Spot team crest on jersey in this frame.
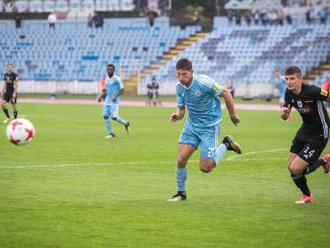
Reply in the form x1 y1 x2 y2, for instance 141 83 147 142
297 100 303 108
321 89 328 97
194 90 201 97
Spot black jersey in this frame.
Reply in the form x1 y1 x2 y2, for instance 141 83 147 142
284 84 330 139
4 72 18 94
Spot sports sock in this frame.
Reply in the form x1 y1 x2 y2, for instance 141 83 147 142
303 159 325 175
115 116 128 126
291 174 311 196
13 111 18 119
214 143 227 165
2 107 10 118
104 119 113 134
176 167 187 193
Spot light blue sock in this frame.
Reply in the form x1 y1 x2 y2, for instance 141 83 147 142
214 143 227 165
104 119 113 134
115 116 128 126
176 167 187 192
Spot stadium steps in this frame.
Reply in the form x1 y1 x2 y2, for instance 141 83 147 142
124 32 208 95
304 57 330 84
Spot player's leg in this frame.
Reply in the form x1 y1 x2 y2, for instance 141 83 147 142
301 140 330 174
169 124 199 202
11 96 18 119
288 135 312 203
103 105 115 138
1 96 11 122
288 139 327 203
110 104 130 133
199 125 221 173
199 125 242 173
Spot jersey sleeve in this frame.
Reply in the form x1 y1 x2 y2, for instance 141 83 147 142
283 89 291 107
176 85 185 109
13 73 18 81
309 85 330 101
205 75 224 97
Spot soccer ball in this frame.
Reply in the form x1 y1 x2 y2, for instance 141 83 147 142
6 118 36 146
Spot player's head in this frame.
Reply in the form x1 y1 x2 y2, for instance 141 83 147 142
274 70 281 78
176 58 193 86
284 66 303 91
107 64 115 77
7 64 13 73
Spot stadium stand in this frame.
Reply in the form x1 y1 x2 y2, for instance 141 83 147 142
146 18 330 91
0 17 201 82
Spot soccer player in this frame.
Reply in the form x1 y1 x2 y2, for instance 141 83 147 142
272 70 287 107
168 58 242 202
1 64 18 123
280 66 330 204
97 64 130 138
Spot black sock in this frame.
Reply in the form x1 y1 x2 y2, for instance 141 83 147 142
291 174 311 196
303 159 325 175
2 107 10 118
13 111 17 119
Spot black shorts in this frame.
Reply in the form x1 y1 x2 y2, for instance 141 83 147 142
290 129 328 163
3 92 17 104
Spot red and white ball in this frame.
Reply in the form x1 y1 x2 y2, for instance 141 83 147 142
6 118 36 146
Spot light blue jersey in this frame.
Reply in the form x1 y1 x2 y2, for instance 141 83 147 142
104 74 124 105
274 77 286 99
176 74 224 128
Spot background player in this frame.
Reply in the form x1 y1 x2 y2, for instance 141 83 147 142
280 66 330 204
169 58 241 202
272 69 287 107
97 64 130 138
1 64 18 123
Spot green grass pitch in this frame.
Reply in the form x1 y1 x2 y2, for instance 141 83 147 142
0 103 329 247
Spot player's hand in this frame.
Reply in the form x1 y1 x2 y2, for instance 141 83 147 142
230 114 240 126
280 107 290 120
97 95 103 103
12 93 16 99
170 113 180 122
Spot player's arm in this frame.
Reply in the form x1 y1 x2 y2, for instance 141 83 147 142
12 77 18 98
280 91 292 120
170 107 185 122
112 88 124 102
310 85 330 102
97 89 106 102
97 79 106 102
1 76 6 97
170 87 185 122
222 88 240 126
112 78 124 102
280 105 292 120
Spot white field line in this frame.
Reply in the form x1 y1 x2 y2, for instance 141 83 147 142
0 148 287 169
226 148 288 161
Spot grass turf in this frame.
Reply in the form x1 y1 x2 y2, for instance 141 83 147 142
0 103 329 247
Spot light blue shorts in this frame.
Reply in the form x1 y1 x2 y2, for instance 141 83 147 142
103 104 119 118
178 122 221 160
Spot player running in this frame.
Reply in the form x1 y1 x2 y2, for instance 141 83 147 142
97 64 130 138
1 64 18 123
280 66 330 204
169 58 242 202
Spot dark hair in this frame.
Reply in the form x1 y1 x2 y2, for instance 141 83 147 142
107 64 115 70
176 58 192 71
285 66 302 76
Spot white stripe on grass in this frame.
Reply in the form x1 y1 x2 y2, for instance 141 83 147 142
226 148 287 161
0 148 287 169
